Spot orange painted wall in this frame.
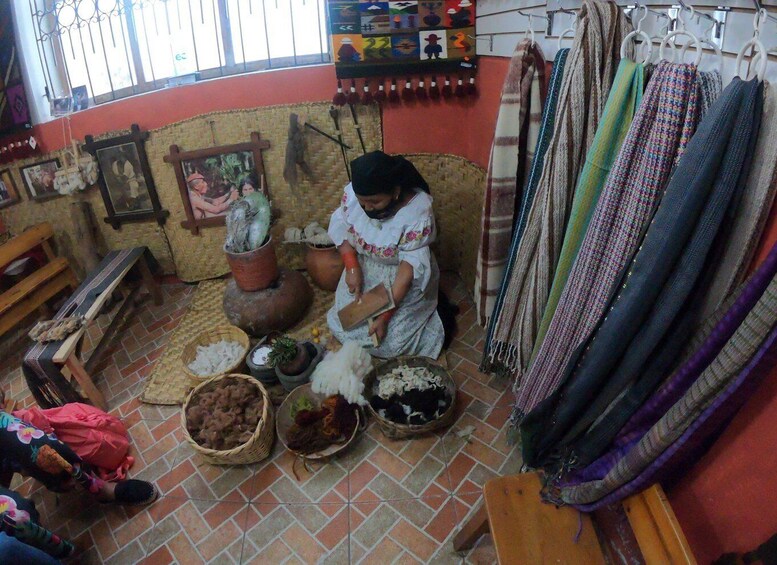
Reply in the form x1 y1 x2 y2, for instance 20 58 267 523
31 59 508 170
668 198 777 564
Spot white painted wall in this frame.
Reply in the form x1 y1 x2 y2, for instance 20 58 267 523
476 0 777 84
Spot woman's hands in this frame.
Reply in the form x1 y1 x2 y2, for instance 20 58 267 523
369 315 388 342
345 267 363 299
339 242 363 299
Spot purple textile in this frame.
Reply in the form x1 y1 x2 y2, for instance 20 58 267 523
563 239 777 486
571 323 777 511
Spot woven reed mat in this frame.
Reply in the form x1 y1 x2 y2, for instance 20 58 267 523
140 276 334 405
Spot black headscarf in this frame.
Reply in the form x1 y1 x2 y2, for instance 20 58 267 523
351 151 430 196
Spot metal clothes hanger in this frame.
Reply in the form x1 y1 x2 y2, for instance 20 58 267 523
736 8 769 81
557 9 578 50
680 13 723 74
659 4 702 66
620 5 653 65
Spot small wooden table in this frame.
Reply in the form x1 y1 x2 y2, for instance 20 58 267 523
23 248 162 410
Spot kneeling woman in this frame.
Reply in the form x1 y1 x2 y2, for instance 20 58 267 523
327 151 444 358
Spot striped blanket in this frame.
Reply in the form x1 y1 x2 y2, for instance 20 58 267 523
474 39 545 326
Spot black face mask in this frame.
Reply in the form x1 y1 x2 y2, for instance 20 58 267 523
363 200 399 220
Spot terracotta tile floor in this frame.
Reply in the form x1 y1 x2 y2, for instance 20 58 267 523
0 274 514 564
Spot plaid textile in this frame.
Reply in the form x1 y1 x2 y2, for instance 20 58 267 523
481 48 569 371
531 59 645 356
512 62 700 424
558 271 777 508
482 0 632 370
699 84 777 322
474 40 545 324
22 248 150 408
520 78 763 468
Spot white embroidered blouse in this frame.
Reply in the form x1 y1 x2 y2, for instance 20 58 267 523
328 183 437 289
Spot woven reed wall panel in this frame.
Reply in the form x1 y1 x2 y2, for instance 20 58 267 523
0 149 176 279
0 106 484 292
403 154 485 291
146 102 383 281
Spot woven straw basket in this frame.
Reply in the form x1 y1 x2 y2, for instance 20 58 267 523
181 325 250 387
364 356 457 440
181 373 275 465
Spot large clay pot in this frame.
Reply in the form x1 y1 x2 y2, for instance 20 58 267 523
224 236 279 292
223 269 313 337
305 245 344 292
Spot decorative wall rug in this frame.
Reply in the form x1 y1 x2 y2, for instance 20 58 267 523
328 0 477 79
140 277 334 405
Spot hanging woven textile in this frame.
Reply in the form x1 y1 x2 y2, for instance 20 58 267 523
553 240 777 510
327 0 477 102
531 59 646 355
479 47 569 372
520 78 764 469
478 0 631 378
511 62 701 426
473 39 546 325
697 84 777 321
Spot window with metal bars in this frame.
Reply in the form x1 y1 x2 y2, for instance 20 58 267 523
28 0 331 107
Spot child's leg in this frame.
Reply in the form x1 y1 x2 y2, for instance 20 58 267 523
0 411 105 495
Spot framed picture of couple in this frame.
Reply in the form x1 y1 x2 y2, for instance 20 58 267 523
164 132 270 235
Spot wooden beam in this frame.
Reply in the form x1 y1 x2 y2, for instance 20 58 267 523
64 355 106 411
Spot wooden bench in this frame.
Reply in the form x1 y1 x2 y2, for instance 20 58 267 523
0 223 78 338
453 472 696 564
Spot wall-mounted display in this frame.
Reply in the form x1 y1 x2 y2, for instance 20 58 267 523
0 168 20 209
164 132 270 235
20 158 62 202
83 124 169 229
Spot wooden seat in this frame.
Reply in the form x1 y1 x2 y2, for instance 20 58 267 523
0 257 71 316
0 223 77 338
453 472 696 564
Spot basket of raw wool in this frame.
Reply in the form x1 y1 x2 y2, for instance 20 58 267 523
181 373 274 465
181 325 250 387
364 356 456 440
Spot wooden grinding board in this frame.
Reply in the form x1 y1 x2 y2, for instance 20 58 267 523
338 283 394 331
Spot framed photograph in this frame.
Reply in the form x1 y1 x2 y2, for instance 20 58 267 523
20 158 62 201
0 169 20 209
83 124 169 229
164 132 270 235
50 96 71 117
71 85 89 111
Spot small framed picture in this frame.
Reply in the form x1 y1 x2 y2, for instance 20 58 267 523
20 159 62 201
164 132 270 235
0 169 20 209
83 124 169 229
71 85 89 111
50 96 71 117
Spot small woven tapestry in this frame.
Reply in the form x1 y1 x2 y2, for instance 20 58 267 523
328 0 477 79
0 3 32 136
